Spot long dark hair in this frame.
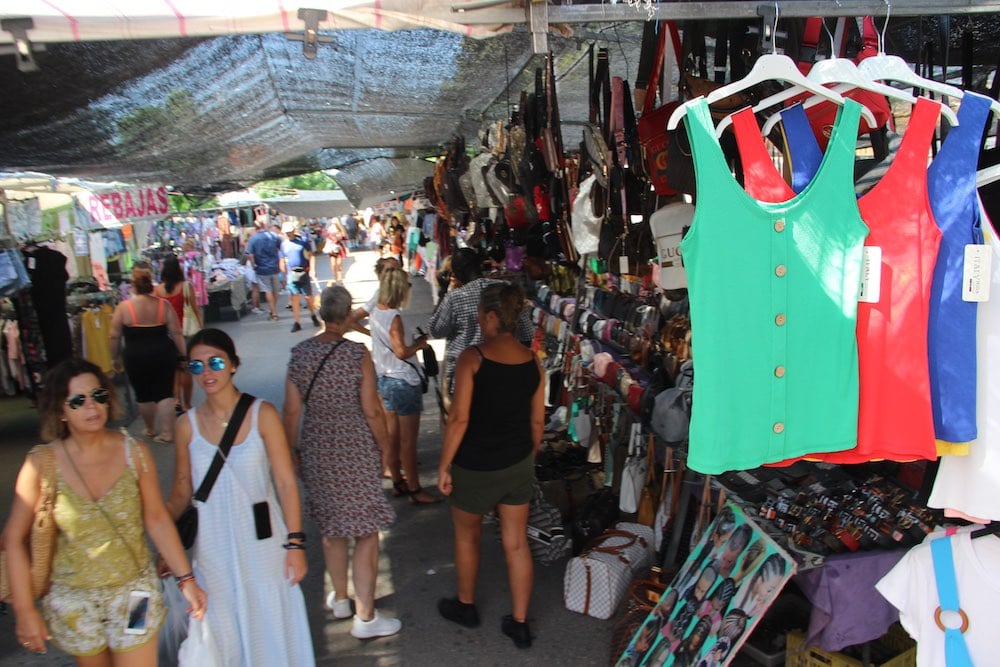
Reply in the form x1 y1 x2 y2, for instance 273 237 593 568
187 328 241 368
161 255 185 293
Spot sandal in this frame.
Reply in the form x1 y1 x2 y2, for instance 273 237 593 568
407 487 444 505
391 479 409 497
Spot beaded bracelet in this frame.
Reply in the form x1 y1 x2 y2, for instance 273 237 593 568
176 574 196 589
282 542 306 550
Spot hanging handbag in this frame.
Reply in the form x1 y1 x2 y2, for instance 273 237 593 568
635 434 658 526
0 444 57 602
619 423 647 514
637 21 684 195
175 392 255 549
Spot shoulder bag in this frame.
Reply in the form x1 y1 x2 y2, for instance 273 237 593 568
0 444 58 602
175 392 255 549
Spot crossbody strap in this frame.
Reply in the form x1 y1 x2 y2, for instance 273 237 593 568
375 329 425 383
193 392 255 503
929 534 974 667
303 340 345 404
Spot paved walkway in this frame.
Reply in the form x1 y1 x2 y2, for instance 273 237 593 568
0 249 613 666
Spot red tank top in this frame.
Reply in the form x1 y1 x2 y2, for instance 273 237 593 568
733 98 943 463
162 289 184 324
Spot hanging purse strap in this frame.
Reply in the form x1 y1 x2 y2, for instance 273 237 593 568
642 21 683 117
929 535 975 667
303 340 345 404
193 392 255 503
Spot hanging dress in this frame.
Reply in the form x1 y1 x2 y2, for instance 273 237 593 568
178 401 315 667
928 214 1000 523
925 93 992 451
678 98 867 474
733 97 943 464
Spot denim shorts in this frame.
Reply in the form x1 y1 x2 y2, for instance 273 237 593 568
377 375 423 416
287 271 312 296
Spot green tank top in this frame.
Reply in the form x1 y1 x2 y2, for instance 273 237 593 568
678 97 868 474
52 437 151 588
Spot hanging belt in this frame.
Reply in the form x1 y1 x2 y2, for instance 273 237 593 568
929 534 974 667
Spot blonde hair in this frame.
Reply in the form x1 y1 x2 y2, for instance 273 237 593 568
378 267 410 309
479 282 524 333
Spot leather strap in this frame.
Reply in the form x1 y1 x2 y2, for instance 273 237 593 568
642 22 683 116
929 535 974 667
303 340 345 404
584 561 592 616
193 393 255 503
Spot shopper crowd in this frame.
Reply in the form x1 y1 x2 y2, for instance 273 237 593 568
3 239 540 665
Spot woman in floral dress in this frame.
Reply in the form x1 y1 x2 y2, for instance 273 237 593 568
282 284 401 639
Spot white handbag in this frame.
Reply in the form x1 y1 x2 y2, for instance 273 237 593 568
563 522 655 619
619 424 647 513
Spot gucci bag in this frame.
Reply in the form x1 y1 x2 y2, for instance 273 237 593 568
0 444 58 602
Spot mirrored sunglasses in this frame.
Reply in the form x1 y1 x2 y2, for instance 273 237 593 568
65 388 111 410
188 356 227 375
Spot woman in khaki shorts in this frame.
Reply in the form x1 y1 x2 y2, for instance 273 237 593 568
436 282 544 649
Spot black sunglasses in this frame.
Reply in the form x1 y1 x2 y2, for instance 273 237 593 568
188 356 227 375
65 388 111 410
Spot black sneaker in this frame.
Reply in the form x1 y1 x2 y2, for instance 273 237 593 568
290 322 302 333
311 314 321 327
501 615 531 649
437 597 480 628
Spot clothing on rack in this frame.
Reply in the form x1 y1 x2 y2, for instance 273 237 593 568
23 243 73 367
679 98 867 474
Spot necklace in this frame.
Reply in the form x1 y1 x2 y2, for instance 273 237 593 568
205 404 234 428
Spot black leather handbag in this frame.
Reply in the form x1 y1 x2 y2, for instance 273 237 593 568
570 487 620 555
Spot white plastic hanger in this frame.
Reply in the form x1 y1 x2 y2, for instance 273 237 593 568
668 5 875 134
759 18 959 136
857 2 1000 119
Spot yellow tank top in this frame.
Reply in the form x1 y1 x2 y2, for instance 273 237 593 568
51 438 151 589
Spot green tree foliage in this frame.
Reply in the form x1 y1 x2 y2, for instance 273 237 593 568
254 171 339 197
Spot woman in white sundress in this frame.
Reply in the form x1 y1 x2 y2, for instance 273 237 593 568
167 327 314 666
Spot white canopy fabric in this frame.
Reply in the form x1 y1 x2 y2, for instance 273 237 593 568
1 1 513 44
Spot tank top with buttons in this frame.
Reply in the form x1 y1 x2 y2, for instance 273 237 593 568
679 97 867 474
733 96 943 464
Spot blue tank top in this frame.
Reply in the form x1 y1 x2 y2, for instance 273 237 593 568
927 93 992 445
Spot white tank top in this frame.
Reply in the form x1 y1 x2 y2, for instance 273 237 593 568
370 306 421 386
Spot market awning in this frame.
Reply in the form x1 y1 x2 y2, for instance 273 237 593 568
263 189 355 218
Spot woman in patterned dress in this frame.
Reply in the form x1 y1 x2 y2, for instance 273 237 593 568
282 284 402 639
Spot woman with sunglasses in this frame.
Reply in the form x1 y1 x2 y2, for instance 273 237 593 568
2 358 207 663
167 328 314 665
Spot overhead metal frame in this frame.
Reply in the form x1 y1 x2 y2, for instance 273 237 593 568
448 1 1000 24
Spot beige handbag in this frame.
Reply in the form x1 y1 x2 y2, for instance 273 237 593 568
0 444 58 602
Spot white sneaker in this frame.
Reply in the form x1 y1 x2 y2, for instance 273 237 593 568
251 307 264 314
350 611 401 639
326 591 353 619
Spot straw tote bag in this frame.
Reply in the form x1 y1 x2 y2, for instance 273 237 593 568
0 444 58 602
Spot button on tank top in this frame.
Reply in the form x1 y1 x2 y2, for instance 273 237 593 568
734 97 943 464
679 98 867 474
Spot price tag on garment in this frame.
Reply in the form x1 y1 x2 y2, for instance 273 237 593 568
858 246 882 304
27 257 35 270
963 244 992 302
619 255 630 275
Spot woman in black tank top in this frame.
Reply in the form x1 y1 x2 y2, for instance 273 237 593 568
436 283 544 649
